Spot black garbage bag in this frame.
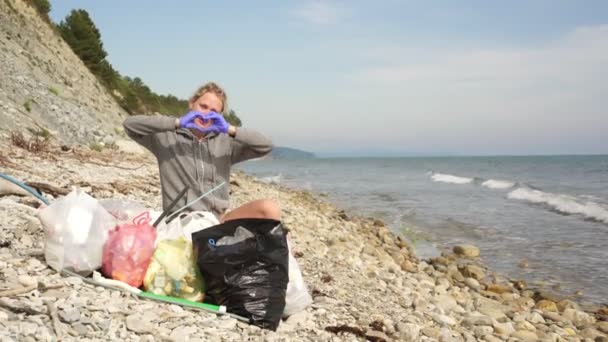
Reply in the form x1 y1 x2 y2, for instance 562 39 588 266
192 218 289 330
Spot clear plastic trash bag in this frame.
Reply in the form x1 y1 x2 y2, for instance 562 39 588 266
283 239 313 317
38 188 116 273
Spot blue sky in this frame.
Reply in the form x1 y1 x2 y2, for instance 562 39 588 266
51 1 608 156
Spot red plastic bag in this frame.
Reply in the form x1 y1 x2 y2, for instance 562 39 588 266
102 211 157 287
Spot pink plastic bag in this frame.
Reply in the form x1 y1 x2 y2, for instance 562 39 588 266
102 212 157 287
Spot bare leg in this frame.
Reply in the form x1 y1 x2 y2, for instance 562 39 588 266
220 199 281 223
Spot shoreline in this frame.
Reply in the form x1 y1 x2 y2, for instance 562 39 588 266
1 140 607 341
250 170 603 309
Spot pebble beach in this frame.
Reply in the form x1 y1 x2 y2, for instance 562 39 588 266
1 139 607 341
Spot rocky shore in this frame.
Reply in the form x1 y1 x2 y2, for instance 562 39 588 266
1 139 607 341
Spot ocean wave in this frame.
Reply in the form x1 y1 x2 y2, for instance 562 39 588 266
508 188 608 224
259 174 282 184
481 179 515 189
430 173 473 184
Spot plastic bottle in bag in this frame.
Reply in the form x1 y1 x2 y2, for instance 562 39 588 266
143 237 205 302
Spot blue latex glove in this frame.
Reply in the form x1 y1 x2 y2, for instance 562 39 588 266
179 111 206 131
199 112 230 134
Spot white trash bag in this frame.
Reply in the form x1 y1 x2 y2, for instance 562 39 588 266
38 189 116 273
283 239 313 317
99 198 148 224
99 198 169 239
156 211 219 243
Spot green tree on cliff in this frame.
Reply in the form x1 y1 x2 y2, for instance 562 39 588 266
27 0 51 17
57 9 110 79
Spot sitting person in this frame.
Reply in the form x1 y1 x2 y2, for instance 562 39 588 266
123 82 280 222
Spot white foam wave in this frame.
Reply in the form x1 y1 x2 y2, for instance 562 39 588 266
430 173 473 184
508 188 608 224
481 179 515 189
259 174 282 184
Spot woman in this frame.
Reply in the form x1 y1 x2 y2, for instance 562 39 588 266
123 82 280 222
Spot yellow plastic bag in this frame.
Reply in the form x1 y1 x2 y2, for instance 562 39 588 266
143 238 205 302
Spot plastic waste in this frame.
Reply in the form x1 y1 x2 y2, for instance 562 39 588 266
192 218 289 331
99 198 169 238
99 198 147 223
102 211 157 287
215 226 254 246
143 237 205 302
38 188 115 273
156 211 218 243
283 239 313 317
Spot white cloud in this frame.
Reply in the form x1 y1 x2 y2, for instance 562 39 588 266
292 1 344 25
326 25 608 154
357 25 608 87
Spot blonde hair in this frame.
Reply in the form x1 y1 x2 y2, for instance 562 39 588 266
189 82 228 113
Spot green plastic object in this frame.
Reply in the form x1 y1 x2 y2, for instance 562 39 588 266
60 269 248 322
139 291 225 313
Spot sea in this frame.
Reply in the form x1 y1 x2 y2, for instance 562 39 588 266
236 155 608 305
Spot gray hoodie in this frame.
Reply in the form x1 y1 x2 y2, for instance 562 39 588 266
123 115 272 218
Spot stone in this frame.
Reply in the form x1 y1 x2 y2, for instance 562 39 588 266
396 322 420 340
473 326 494 338
527 312 546 324
465 277 481 290
476 297 507 321
20 235 33 247
485 283 512 294
115 139 146 155
462 315 494 327
512 280 528 291
562 308 595 328
493 322 515 337
170 326 197 340
597 321 608 334
580 327 604 340
557 299 580 313
366 330 390 341
59 308 81 323
421 326 440 339
64 277 83 286
453 245 480 257
400 260 417 273
462 265 485 280
102 135 114 146
284 311 311 328
434 294 459 313
515 320 536 332
541 311 568 323
19 322 38 337
535 300 558 312
17 275 38 287
216 318 237 330
126 314 154 334
511 330 539 341
72 322 88 335
512 297 535 312
483 335 502 342
432 313 456 326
